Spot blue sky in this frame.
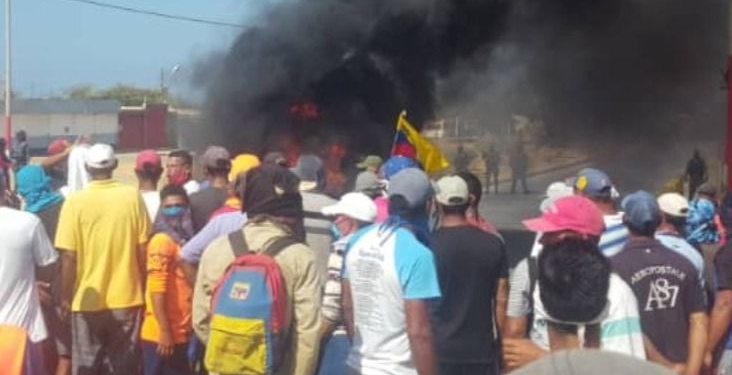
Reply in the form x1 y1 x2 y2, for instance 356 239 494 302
0 0 257 98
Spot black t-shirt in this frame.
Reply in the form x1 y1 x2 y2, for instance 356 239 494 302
430 225 508 364
189 187 227 232
611 238 706 363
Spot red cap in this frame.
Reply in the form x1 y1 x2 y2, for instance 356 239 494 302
522 195 605 236
135 149 162 171
47 138 71 155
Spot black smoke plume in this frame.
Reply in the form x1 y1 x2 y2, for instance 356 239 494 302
196 0 726 159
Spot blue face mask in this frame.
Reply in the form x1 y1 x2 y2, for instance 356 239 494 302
330 223 342 240
161 205 186 217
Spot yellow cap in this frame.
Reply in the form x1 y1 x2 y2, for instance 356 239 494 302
229 154 261 181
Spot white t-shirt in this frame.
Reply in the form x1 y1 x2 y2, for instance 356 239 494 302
141 190 160 221
0 207 58 342
343 225 441 375
531 273 646 359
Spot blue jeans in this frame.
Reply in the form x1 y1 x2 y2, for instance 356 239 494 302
317 332 351 375
141 340 191 375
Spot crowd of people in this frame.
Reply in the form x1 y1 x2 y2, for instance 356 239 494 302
1 137 732 375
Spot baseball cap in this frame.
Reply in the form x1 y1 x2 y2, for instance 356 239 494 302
135 149 162 171
388 168 433 210
263 152 288 167
229 154 261 181
622 190 661 232
511 350 675 375
657 193 689 218
540 181 574 212
523 195 605 237
435 175 469 206
47 138 71 156
574 168 613 198
85 143 116 169
354 170 381 194
357 155 383 169
322 192 378 222
202 146 231 169
382 156 419 180
291 154 323 191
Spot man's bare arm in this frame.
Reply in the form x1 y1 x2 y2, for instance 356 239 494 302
495 278 509 336
405 299 438 375
686 312 708 375
505 316 528 339
59 250 77 320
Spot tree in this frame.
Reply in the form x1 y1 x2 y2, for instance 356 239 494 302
64 84 166 106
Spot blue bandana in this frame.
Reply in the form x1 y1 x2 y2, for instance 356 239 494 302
16 165 64 213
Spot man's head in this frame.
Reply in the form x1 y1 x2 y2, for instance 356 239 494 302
381 155 419 180
538 238 610 344
166 150 194 185
263 151 288 167
388 168 434 218
573 168 615 206
134 149 163 184
47 138 71 156
354 170 382 199
693 149 701 158
622 190 662 237
523 195 605 246
322 192 377 237
435 175 470 217
456 171 483 208
201 145 231 181
657 192 688 234
84 143 118 180
15 130 26 142
159 184 190 217
357 155 383 173
291 154 324 192
241 165 304 238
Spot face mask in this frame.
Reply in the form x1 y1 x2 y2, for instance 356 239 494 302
161 205 186 217
330 223 342 240
168 171 190 186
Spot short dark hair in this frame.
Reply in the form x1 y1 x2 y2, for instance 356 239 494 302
538 238 610 324
440 202 470 216
457 171 483 206
624 218 657 237
664 213 687 237
388 195 425 219
169 150 193 166
160 184 189 203
205 159 232 178
135 164 163 181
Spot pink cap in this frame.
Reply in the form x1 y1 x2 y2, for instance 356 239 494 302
522 195 605 236
135 149 162 171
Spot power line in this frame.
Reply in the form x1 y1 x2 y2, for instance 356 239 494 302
56 0 246 29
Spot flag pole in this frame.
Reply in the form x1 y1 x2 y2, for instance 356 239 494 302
390 110 407 155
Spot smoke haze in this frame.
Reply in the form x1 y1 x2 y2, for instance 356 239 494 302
195 0 727 167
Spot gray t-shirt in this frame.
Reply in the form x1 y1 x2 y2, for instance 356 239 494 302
301 191 337 283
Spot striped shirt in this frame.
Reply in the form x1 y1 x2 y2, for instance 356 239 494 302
600 214 629 257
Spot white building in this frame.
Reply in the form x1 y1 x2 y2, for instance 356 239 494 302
1 99 120 151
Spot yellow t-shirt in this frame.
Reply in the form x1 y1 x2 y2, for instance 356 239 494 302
55 179 151 312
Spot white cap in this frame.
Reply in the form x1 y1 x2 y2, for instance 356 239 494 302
85 143 116 169
435 175 469 206
321 192 377 222
540 181 574 212
657 193 689 217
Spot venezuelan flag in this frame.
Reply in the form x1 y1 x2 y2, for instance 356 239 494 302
391 112 450 175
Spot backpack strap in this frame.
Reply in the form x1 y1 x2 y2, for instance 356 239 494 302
228 231 250 257
264 237 300 257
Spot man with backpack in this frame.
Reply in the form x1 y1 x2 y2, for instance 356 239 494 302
686 150 707 200
192 164 321 375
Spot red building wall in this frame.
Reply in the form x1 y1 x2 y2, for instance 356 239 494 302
118 104 168 150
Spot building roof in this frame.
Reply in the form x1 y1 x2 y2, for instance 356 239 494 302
0 99 120 115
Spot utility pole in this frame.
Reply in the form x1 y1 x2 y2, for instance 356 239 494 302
727 0 732 188
4 0 11 145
